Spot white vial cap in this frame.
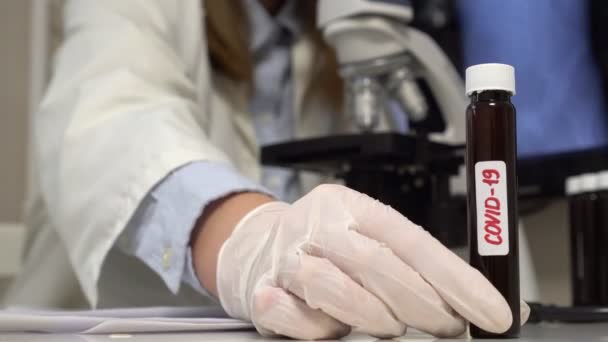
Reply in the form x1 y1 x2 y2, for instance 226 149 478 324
580 173 599 193
598 170 608 190
565 175 582 195
465 63 516 96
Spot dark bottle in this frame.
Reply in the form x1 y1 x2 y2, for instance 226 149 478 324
566 175 588 306
573 174 600 305
465 64 520 338
598 171 608 305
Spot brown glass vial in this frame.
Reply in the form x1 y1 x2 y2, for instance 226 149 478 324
465 64 520 338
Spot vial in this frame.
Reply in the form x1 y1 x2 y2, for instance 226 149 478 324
465 63 520 338
577 173 600 305
566 175 586 305
597 171 608 305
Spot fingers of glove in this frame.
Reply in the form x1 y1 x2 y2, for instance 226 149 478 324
317 184 513 334
306 228 466 337
521 300 530 326
277 253 406 338
252 285 350 340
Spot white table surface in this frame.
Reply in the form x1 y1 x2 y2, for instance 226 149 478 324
0 323 607 342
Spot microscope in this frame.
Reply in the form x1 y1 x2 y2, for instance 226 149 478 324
262 0 469 246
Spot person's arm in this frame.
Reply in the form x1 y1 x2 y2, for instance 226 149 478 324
37 0 225 305
191 192 274 296
118 162 272 295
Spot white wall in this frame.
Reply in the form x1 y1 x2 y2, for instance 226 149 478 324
0 0 31 298
522 200 572 305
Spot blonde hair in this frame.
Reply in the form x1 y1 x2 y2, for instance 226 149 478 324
204 0 343 110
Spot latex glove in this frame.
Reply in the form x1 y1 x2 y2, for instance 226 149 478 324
217 184 530 339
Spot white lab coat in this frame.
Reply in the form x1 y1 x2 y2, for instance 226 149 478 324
4 0 394 309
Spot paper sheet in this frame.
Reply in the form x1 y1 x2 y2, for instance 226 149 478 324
0 306 254 334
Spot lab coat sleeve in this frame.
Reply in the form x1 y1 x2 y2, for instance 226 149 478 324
118 162 271 296
34 0 227 306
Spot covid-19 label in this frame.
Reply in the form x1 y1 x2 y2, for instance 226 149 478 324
475 161 509 256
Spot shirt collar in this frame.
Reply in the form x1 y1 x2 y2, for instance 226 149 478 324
244 0 301 54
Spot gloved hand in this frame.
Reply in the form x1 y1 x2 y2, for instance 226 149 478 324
217 184 530 339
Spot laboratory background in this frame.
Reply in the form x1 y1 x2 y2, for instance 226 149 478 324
0 1 30 297
1 0 608 339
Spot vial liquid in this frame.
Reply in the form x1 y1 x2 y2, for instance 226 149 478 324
465 64 520 338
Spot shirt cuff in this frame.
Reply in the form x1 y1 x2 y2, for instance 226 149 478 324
118 161 270 296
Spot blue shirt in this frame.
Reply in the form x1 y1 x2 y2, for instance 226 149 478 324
457 0 608 157
117 0 301 296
